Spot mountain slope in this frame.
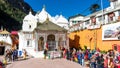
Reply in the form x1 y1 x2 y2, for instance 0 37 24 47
0 0 34 31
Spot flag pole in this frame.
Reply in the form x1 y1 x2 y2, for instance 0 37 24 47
101 0 104 25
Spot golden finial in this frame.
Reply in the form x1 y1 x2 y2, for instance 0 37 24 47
45 14 49 24
4 28 6 31
46 14 49 21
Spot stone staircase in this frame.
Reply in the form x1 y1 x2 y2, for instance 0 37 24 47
34 51 44 58
25 49 44 58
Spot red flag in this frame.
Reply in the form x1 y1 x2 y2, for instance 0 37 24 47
46 42 48 49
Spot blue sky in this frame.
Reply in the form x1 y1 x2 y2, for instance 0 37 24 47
25 0 110 19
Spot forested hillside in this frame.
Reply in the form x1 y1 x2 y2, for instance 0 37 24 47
0 0 34 31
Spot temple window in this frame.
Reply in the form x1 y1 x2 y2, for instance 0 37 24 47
27 40 32 47
118 10 120 16
29 25 31 29
108 12 115 22
72 21 76 24
27 40 29 46
85 20 90 25
2 34 4 36
91 16 96 25
118 10 120 20
78 21 81 23
37 18 39 22
98 16 102 21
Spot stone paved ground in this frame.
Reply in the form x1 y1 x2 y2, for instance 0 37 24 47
5 58 88 68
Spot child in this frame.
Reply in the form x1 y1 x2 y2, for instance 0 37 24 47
23 49 27 60
44 48 48 59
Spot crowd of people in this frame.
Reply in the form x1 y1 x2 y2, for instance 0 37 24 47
4 49 27 62
0 48 27 68
5 49 18 62
0 48 27 67
2 46 120 68
49 47 120 68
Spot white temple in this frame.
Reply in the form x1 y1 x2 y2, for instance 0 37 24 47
18 6 69 58
0 29 12 55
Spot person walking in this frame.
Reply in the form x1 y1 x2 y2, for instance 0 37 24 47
90 55 96 68
23 49 27 60
81 52 85 66
108 58 114 68
44 48 48 59
104 56 108 68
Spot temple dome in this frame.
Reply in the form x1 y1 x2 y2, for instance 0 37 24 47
55 15 69 30
56 15 68 24
23 11 36 22
36 7 53 23
0 29 12 45
22 11 37 31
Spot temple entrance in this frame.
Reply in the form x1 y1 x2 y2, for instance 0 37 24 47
38 37 44 51
47 34 56 51
58 37 64 49
0 46 5 55
58 37 63 46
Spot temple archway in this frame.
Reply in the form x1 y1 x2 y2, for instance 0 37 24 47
47 34 55 41
58 37 63 50
38 37 44 51
47 34 55 51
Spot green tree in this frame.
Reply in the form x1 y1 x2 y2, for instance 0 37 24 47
90 4 100 13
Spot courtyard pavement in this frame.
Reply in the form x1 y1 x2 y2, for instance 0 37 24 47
5 58 88 68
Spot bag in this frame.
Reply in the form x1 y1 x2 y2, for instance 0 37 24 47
118 56 120 60
74 57 78 62
3 59 7 65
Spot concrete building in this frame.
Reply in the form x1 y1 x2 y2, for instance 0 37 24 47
0 29 12 55
69 0 120 51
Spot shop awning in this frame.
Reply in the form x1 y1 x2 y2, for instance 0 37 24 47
11 31 18 35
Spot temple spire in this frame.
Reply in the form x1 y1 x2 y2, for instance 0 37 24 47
29 9 32 15
43 5 46 10
1 26 3 31
60 12 62 15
